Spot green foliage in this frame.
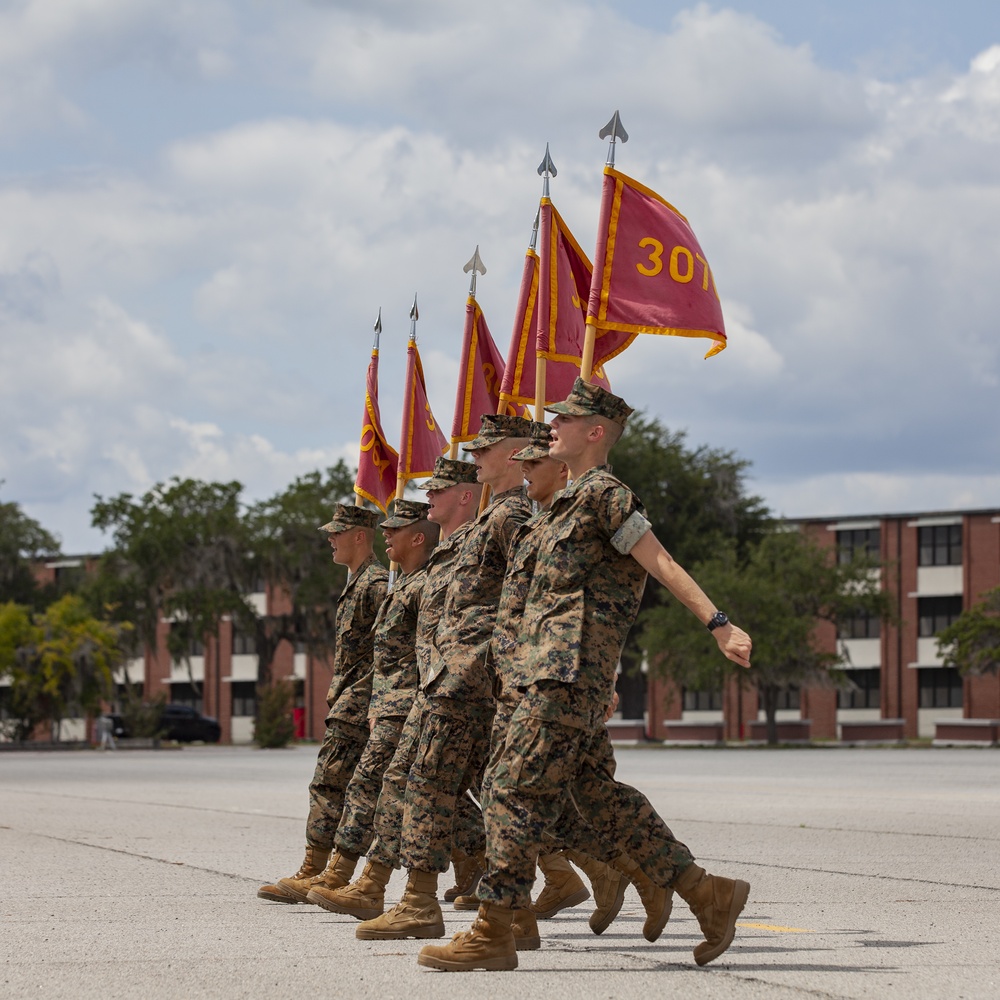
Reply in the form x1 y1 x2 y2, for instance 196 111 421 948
253 678 296 748
90 464 357 692
0 494 61 609
605 413 772 716
118 689 168 740
640 528 893 743
937 586 1000 676
0 595 127 742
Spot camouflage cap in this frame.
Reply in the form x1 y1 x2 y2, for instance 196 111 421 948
417 456 480 491
381 498 432 529
319 502 381 533
512 421 553 461
462 413 533 452
545 377 634 428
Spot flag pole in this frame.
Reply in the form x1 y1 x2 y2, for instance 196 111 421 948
534 144 556 421
357 308 383 508
581 111 628 382
452 247 488 458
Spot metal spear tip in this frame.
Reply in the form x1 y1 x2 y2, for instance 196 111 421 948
373 307 382 336
409 293 418 322
599 110 629 144
463 245 487 276
537 142 557 178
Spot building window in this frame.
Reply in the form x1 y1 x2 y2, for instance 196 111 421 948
231 682 257 718
838 668 881 709
682 688 723 712
918 596 963 637
838 611 881 640
836 528 880 564
918 668 963 708
170 682 203 714
918 524 962 566
232 626 257 656
773 687 800 711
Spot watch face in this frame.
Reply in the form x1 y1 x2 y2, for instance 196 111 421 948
708 612 729 631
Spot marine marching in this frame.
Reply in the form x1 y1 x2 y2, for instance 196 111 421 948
257 114 755 973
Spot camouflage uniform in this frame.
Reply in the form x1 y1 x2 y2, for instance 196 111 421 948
396 483 532 874
478 464 695 908
305 552 388 850
334 562 426 856
364 520 474 869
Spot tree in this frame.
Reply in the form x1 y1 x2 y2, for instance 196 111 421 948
639 528 893 744
937 586 1000 677
606 413 772 717
0 595 128 742
90 466 358 745
0 493 61 608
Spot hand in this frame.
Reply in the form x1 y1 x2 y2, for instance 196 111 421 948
714 622 752 669
604 690 620 722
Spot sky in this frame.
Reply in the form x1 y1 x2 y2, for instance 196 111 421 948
1 0 999 553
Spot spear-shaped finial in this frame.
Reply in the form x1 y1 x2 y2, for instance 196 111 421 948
537 142 557 199
409 293 419 340
463 245 487 298
529 206 541 252
372 307 382 350
599 110 629 167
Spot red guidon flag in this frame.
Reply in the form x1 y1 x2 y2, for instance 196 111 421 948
536 198 612 397
451 297 506 445
399 337 448 481
587 166 726 362
498 247 540 412
354 347 399 512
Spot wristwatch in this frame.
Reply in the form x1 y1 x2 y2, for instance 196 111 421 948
706 611 729 632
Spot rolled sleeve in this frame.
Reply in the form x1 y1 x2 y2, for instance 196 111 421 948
610 510 651 555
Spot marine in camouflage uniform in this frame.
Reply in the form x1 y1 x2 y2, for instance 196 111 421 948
314 457 484 923
305 499 439 910
257 503 387 904
419 379 754 972
354 414 533 941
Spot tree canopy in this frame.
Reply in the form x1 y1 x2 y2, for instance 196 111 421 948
0 494 61 608
89 463 358 688
937 585 1000 677
639 528 893 743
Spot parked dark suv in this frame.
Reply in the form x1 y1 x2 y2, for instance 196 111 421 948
110 705 221 743
158 704 221 743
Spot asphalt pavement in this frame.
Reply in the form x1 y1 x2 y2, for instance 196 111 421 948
1 743 998 999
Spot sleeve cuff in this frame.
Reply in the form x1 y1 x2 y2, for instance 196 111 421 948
610 510 651 555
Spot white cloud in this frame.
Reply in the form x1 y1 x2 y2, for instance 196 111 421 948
2 2 999 550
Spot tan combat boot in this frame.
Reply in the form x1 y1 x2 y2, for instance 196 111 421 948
257 845 330 903
305 850 360 910
316 860 393 920
443 848 485 903
673 863 750 966
563 848 628 935
610 853 673 942
356 869 445 940
417 903 518 972
531 851 590 918
511 907 541 951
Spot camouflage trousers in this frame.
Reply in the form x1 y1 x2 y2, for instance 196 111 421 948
482 688 619 862
306 719 368 850
478 681 694 909
334 715 406 857
367 693 492 873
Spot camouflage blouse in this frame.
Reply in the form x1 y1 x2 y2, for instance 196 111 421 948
368 564 427 721
519 466 649 712
423 486 532 705
325 554 389 728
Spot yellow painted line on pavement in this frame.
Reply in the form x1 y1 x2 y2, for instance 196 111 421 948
737 922 814 933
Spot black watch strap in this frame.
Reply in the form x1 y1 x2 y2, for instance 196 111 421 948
706 611 729 632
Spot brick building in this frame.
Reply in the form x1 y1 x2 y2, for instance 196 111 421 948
646 507 1000 741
